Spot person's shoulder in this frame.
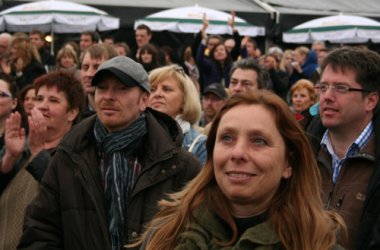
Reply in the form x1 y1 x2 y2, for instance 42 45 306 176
306 115 325 138
305 115 326 155
59 115 96 150
173 146 202 182
145 108 182 143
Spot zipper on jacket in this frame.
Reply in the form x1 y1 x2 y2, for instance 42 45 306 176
325 183 336 210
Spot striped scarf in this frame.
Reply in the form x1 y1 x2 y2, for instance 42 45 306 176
94 114 147 250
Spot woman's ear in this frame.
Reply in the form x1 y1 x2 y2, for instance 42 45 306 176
67 108 79 123
282 164 292 179
11 98 18 111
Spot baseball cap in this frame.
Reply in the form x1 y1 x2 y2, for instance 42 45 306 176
91 56 150 93
203 83 227 99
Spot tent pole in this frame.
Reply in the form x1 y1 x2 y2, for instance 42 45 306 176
50 29 54 56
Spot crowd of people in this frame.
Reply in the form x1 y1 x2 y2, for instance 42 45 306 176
0 15 379 250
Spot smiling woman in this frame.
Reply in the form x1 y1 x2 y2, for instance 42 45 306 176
0 72 84 249
136 90 346 250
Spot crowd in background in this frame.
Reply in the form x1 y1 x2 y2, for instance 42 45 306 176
0 12 379 250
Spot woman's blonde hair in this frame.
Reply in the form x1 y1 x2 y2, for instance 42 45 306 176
11 35 41 67
279 49 293 72
295 46 310 56
149 64 201 124
137 90 346 250
290 79 317 104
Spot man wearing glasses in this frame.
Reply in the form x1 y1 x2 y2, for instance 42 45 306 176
308 47 380 250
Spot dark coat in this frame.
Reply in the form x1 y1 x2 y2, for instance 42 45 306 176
307 114 380 250
268 68 289 101
18 109 201 250
12 58 46 90
289 50 318 86
196 43 232 90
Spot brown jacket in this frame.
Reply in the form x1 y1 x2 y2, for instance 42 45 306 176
317 135 376 250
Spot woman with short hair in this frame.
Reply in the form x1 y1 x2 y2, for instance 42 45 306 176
0 72 85 249
290 79 317 129
56 46 81 81
149 64 207 166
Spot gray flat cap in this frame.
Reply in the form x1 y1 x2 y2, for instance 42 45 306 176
91 56 150 93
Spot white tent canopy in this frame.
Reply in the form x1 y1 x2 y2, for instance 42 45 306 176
263 0 380 17
283 15 380 43
135 5 265 36
0 0 119 33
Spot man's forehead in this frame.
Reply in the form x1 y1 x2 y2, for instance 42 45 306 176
136 29 148 35
231 69 257 80
323 64 355 75
82 53 106 63
81 34 91 40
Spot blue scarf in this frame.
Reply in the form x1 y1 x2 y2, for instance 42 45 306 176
94 113 147 250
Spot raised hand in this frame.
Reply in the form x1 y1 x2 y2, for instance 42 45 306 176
202 13 209 30
28 108 47 158
228 11 236 29
1 112 26 173
201 13 209 40
0 58 11 75
292 61 302 73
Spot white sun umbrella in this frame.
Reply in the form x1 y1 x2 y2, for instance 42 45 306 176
0 0 119 33
134 5 265 37
0 0 120 54
283 14 380 44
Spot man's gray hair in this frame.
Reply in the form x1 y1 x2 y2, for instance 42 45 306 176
230 58 270 89
0 32 13 46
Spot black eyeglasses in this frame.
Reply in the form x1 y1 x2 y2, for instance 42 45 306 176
0 90 11 98
315 83 372 94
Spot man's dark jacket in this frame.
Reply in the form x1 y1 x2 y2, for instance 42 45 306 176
307 114 380 250
18 108 201 250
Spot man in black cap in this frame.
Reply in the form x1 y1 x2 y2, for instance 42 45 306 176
199 83 228 127
19 56 201 250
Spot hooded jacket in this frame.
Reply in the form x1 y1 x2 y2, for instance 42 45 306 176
18 108 201 250
289 50 318 85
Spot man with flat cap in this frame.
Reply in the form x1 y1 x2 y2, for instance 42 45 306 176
199 83 228 127
18 56 201 250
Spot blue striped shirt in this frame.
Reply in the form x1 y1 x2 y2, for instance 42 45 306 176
321 121 373 183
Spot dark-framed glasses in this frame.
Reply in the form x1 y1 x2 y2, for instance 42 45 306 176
315 83 372 94
0 90 11 98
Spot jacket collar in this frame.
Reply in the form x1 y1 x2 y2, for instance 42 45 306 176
193 204 281 246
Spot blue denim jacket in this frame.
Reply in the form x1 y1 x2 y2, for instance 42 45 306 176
182 127 207 167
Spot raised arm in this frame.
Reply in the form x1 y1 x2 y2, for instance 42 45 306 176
1 112 26 173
